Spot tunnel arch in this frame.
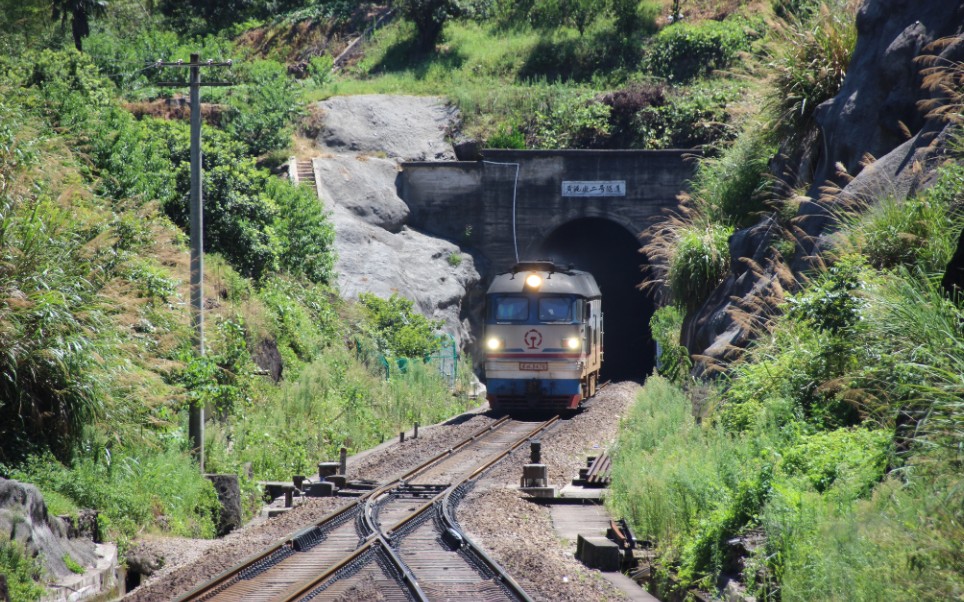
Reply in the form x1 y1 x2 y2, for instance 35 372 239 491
534 218 656 382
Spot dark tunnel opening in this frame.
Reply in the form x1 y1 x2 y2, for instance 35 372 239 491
537 218 656 382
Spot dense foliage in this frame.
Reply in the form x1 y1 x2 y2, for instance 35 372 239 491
612 6 964 600
0 8 474 597
2 0 963 599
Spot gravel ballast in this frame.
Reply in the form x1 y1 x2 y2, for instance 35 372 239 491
124 382 642 601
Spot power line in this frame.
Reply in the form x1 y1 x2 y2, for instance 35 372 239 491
483 160 521 263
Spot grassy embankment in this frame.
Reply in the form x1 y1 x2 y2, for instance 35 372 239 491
608 1 964 598
0 4 483 595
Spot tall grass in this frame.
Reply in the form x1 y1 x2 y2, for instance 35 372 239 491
205 346 473 480
767 0 858 145
5 445 220 542
0 538 46 601
762 469 964 601
836 162 964 274
863 272 964 453
690 127 776 226
667 222 732 310
0 103 107 463
608 377 759 551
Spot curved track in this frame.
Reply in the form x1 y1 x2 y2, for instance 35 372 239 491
178 416 559 602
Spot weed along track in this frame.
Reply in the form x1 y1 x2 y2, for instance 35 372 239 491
178 416 558 602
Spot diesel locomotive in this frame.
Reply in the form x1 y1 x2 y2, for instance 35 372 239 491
483 261 603 412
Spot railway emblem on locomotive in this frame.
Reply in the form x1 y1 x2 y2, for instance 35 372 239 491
524 329 543 349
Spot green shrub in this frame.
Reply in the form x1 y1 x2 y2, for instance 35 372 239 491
271 178 336 284
781 427 890 494
843 163 964 273
679 465 773 587
124 260 179 304
634 82 738 149
7 448 220 540
650 305 691 382
667 223 732 310
690 128 775 225
785 256 866 333
527 89 611 148
358 293 443 358
151 120 334 281
169 319 254 419
307 55 335 86
722 270 870 430
486 126 527 148
225 60 298 156
646 17 761 83
258 276 338 364
0 538 46 601
23 49 113 115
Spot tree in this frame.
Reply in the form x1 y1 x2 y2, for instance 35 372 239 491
52 0 108 52
394 0 486 52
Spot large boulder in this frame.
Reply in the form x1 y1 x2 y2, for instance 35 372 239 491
314 155 410 232
329 207 480 346
682 217 784 370
308 95 481 349
0 478 97 580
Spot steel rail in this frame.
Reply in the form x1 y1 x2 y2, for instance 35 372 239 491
282 416 560 602
385 417 560 539
178 415 513 602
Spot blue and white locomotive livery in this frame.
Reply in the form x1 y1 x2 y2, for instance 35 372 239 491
483 261 603 412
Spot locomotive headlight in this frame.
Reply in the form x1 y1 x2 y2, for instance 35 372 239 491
525 273 542 289
486 337 503 351
563 337 580 350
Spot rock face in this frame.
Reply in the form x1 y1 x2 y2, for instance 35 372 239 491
205 474 242 536
316 95 458 161
685 0 964 365
0 478 97 580
309 95 481 349
809 0 964 195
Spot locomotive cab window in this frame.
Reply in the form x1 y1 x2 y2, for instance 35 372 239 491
492 296 529 322
539 297 578 322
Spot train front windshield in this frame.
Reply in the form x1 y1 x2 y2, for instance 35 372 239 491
488 295 583 324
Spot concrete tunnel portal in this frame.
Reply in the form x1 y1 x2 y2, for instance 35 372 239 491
536 218 656 382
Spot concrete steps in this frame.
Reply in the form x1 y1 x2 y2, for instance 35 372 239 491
291 158 318 194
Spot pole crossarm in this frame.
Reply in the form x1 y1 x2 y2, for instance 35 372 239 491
157 81 234 87
152 59 234 68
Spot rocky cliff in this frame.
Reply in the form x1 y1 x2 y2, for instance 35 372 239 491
684 0 964 366
307 95 481 350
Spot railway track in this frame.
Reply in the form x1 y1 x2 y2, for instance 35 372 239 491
177 415 559 602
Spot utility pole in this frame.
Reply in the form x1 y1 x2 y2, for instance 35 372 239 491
156 54 233 471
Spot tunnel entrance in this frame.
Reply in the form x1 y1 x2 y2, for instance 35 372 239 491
537 218 656 382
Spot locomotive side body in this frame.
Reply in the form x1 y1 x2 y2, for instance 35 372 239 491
484 262 603 412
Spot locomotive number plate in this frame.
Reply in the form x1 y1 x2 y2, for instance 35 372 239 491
519 362 548 371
